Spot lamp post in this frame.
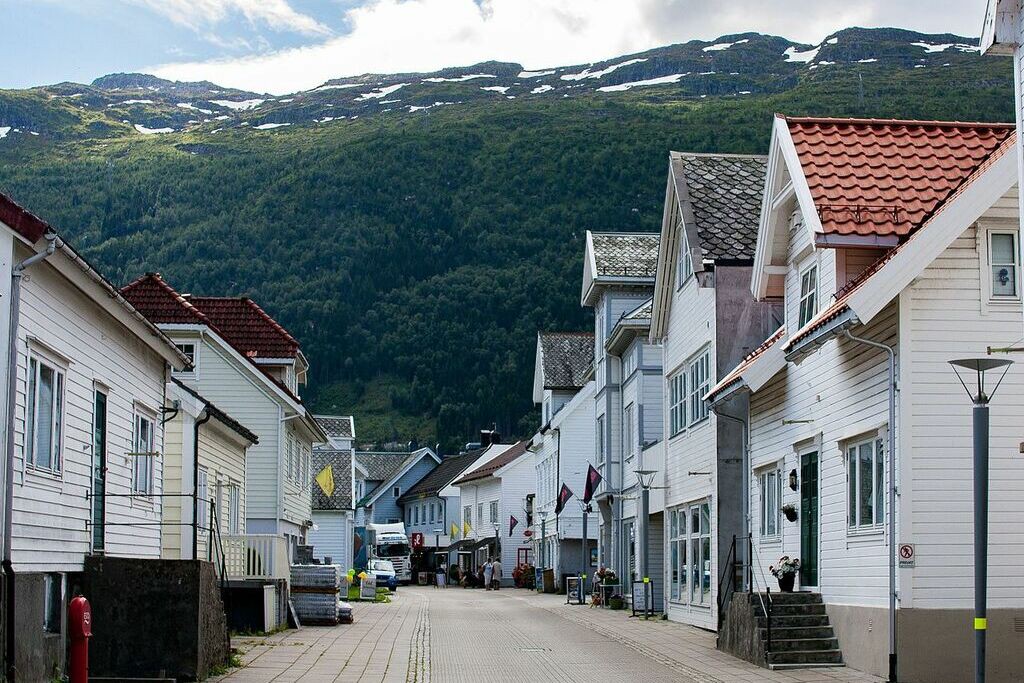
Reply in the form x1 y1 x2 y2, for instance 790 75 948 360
636 469 658 609
949 357 1013 683
493 522 501 564
432 528 443 571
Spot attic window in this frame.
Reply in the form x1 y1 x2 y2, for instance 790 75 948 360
676 229 693 288
798 263 818 328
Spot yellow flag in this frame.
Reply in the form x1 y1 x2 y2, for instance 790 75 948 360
450 522 459 539
463 520 472 537
315 464 335 498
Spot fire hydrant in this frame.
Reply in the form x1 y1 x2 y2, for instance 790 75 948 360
68 595 92 683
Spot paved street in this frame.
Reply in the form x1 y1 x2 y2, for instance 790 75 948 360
216 587 884 683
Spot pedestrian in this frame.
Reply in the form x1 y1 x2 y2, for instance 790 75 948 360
491 557 502 590
436 560 447 589
483 557 494 590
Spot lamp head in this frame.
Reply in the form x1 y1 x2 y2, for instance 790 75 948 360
949 358 1013 404
635 469 657 489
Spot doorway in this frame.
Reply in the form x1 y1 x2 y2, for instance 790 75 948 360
799 450 819 587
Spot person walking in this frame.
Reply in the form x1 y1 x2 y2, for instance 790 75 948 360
436 560 447 589
491 557 502 590
483 557 494 591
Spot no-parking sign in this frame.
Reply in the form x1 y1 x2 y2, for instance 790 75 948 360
898 543 915 568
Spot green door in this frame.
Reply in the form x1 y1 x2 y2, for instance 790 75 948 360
800 451 819 586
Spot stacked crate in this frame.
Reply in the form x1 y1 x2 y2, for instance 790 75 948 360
290 564 342 625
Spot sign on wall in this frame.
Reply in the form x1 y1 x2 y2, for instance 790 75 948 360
898 543 915 569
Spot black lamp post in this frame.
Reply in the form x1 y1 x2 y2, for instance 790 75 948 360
949 357 1013 683
636 469 657 612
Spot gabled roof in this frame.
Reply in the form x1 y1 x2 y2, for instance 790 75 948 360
316 415 355 440
0 192 53 243
453 440 530 485
312 448 354 511
397 448 489 504
356 447 441 507
704 327 786 403
671 152 768 261
786 116 1013 240
189 296 299 359
582 231 660 305
538 332 594 391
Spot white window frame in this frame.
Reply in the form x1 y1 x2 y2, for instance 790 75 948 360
623 403 636 460
174 342 198 374
798 262 818 328
669 371 686 436
228 483 241 534
688 350 710 426
464 505 472 528
43 573 63 634
689 502 711 605
676 224 693 288
477 502 483 525
25 355 66 475
986 229 1021 301
197 467 209 534
595 415 606 464
847 436 885 530
414 505 419 525
132 410 157 495
758 465 782 540
668 507 687 603
489 500 498 525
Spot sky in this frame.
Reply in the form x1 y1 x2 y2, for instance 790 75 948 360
3 0 990 95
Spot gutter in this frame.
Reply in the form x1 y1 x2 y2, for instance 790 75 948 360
784 309 859 363
4 231 60 682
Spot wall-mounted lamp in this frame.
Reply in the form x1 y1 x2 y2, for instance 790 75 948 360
789 469 799 491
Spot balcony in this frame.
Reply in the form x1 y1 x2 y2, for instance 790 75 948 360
217 534 291 581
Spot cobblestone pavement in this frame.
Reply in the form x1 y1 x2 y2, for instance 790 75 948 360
216 587 885 683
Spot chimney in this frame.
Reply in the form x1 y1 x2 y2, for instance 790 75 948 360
480 427 502 447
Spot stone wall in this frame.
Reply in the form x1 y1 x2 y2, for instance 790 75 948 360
82 556 228 681
13 573 67 682
717 592 766 666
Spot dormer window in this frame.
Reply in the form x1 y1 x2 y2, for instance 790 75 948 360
798 263 818 328
174 343 196 374
676 230 693 288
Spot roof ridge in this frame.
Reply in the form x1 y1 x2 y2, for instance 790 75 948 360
670 151 769 160
784 114 1015 129
191 295 300 350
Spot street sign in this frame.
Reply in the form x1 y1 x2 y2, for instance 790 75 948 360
898 543 915 568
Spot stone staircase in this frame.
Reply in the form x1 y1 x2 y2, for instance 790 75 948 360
757 592 844 669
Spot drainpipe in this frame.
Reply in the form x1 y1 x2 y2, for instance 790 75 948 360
844 329 898 683
553 428 560 572
192 409 212 560
711 404 749 590
3 231 60 682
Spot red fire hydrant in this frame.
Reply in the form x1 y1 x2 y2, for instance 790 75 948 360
68 595 92 683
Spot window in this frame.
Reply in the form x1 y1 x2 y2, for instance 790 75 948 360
132 412 156 494
848 438 884 529
26 357 65 473
669 508 687 602
543 398 551 425
197 468 209 533
595 415 606 464
407 507 412 525
301 445 310 486
623 403 635 459
669 371 686 436
43 573 62 634
489 500 498 525
623 346 638 379
759 467 781 538
990 232 1019 298
798 263 818 327
286 433 296 482
175 343 196 372
429 503 435 523
690 503 711 605
393 486 401 498
414 505 419 525
228 484 240 534
676 229 693 287
477 503 483 525
464 505 472 528
688 351 710 424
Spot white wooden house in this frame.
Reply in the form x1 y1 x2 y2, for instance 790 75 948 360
452 441 534 584
308 447 355 569
648 152 777 628
580 231 661 588
0 192 188 680
530 332 597 584
706 116 1024 680
121 274 328 563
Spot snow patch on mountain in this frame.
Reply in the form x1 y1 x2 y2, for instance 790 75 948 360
784 46 820 63
211 98 265 110
561 58 647 81
597 73 687 92
480 86 510 93
531 85 554 94
0 127 10 140
911 41 980 53
423 74 495 83
133 124 173 134
177 102 213 114
254 123 291 130
109 99 154 106
355 83 409 101
518 70 555 78
703 39 748 51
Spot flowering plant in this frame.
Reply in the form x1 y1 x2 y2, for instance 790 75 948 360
769 556 800 578
595 566 618 584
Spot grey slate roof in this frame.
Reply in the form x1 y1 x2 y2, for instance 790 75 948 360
356 450 416 483
315 414 354 439
591 232 660 278
622 298 652 322
539 332 594 390
312 448 353 510
671 152 767 262
396 448 488 504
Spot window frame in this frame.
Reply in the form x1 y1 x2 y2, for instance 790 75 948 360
197 467 209 534
131 410 157 495
987 229 1021 301
676 222 693 289
623 402 636 461
595 415 606 465
489 500 498 525
847 436 885 531
228 483 241 534
758 466 782 540
43 573 63 634
798 262 819 328
668 371 686 436
688 350 710 426
174 342 198 374
25 355 66 475
464 505 472 528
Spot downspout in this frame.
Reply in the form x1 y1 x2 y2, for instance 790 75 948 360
4 231 60 682
844 329 898 683
553 427 560 567
192 409 212 560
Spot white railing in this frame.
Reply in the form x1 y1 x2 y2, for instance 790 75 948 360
219 534 290 581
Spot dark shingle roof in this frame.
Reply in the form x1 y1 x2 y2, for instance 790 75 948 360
453 441 530 485
316 415 354 439
397 448 488 504
622 298 652 322
312 448 353 510
356 450 415 482
591 232 660 277
539 332 594 390
671 152 767 261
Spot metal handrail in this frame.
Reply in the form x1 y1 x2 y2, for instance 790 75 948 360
716 534 740 630
747 535 774 662
208 500 231 659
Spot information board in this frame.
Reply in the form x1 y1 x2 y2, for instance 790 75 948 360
631 579 653 617
360 573 377 600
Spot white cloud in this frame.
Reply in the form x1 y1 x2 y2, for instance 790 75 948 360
149 0 987 95
125 0 329 37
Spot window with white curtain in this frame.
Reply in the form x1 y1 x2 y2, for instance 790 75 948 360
228 484 241 534
132 412 156 494
26 356 65 473
197 468 209 533
848 437 884 529
759 467 781 538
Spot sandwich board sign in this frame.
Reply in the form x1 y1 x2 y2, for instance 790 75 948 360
360 572 377 600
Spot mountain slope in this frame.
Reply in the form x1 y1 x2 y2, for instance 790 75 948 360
0 27 1013 449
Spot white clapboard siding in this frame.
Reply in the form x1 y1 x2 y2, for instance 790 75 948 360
310 510 353 569
499 453 537 573
12 249 167 571
281 421 313 528
161 411 186 558
904 193 1024 609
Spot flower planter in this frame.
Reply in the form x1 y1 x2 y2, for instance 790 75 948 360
777 574 795 592
609 597 625 610
782 505 798 522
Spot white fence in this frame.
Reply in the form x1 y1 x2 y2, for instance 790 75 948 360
219 534 290 581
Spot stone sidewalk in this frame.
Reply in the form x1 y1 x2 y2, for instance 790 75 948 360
214 586 885 683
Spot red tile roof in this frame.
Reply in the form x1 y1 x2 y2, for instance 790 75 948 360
120 272 211 326
704 326 785 401
0 191 50 243
454 441 530 485
786 116 1014 238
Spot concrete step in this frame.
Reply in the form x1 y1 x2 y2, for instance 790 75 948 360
767 649 844 666
761 602 828 617
761 625 835 640
768 637 839 652
757 613 830 627
756 591 823 605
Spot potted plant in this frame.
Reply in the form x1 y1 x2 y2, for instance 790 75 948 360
608 593 625 610
770 556 800 592
782 503 798 522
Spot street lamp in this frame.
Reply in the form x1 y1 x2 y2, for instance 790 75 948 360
949 357 1013 683
432 528 443 570
636 470 658 594
493 522 501 564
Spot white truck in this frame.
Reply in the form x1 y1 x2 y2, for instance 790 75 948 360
366 522 412 584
